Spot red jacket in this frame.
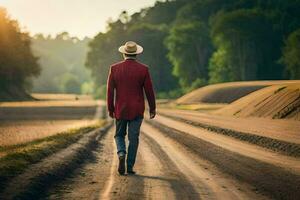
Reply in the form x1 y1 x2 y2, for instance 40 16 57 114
106 59 156 120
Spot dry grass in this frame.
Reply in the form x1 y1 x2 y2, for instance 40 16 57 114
0 93 105 146
0 141 55 158
159 103 225 111
0 119 100 147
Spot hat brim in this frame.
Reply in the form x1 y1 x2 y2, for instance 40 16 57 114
118 45 143 55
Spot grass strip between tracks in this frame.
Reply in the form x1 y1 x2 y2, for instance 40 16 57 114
158 112 300 157
0 120 106 193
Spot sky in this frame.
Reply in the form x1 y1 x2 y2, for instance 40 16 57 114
0 0 158 38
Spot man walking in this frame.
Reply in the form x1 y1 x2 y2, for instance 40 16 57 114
106 41 156 175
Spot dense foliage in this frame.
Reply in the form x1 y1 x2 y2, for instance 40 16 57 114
280 28 300 79
0 8 40 100
86 0 300 98
1 0 300 100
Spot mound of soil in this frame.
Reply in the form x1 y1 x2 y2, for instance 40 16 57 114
176 80 299 104
215 83 300 120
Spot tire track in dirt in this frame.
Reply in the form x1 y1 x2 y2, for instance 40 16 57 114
100 138 145 199
49 125 145 200
141 133 200 199
138 137 177 199
48 119 268 199
100 123 201 199
158 111 300 157
151 115 300 174
49 124 145 200
48 127 115 200
142 123 267 200
158 108 300 143
145 118 300 200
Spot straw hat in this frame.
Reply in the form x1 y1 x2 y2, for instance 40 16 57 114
118 41 143 55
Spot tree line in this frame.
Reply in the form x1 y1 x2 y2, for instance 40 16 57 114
86 0 300 98
1 1 300 100
31 33 92 94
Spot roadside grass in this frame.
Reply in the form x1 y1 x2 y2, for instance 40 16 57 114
0 120 106 192
159 103 225 111
175 103 225 111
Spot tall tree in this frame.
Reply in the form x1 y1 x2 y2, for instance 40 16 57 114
0 7 40 99
165 21 212 87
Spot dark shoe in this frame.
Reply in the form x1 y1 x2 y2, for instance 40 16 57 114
127 169 136 175
118 155 125 175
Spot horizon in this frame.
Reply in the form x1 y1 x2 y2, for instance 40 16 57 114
0 0 158 39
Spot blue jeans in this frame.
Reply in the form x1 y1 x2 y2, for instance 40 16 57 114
114 115 143 170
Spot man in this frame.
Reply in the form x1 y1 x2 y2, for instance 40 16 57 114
106 41 156 175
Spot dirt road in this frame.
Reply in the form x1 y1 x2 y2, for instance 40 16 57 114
158 108 300 144
3 109 298 199
47 112 300 200
50 126 264 200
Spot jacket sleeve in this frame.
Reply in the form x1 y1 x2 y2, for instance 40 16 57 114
143 68 156 113
106 66 115 115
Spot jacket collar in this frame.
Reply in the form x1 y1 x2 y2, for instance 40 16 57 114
124 56 137 60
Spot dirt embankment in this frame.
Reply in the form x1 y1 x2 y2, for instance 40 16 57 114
175 80 299 105
215 83 300 120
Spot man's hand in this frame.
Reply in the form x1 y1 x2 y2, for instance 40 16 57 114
150 110 156 119
109 112 115 119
